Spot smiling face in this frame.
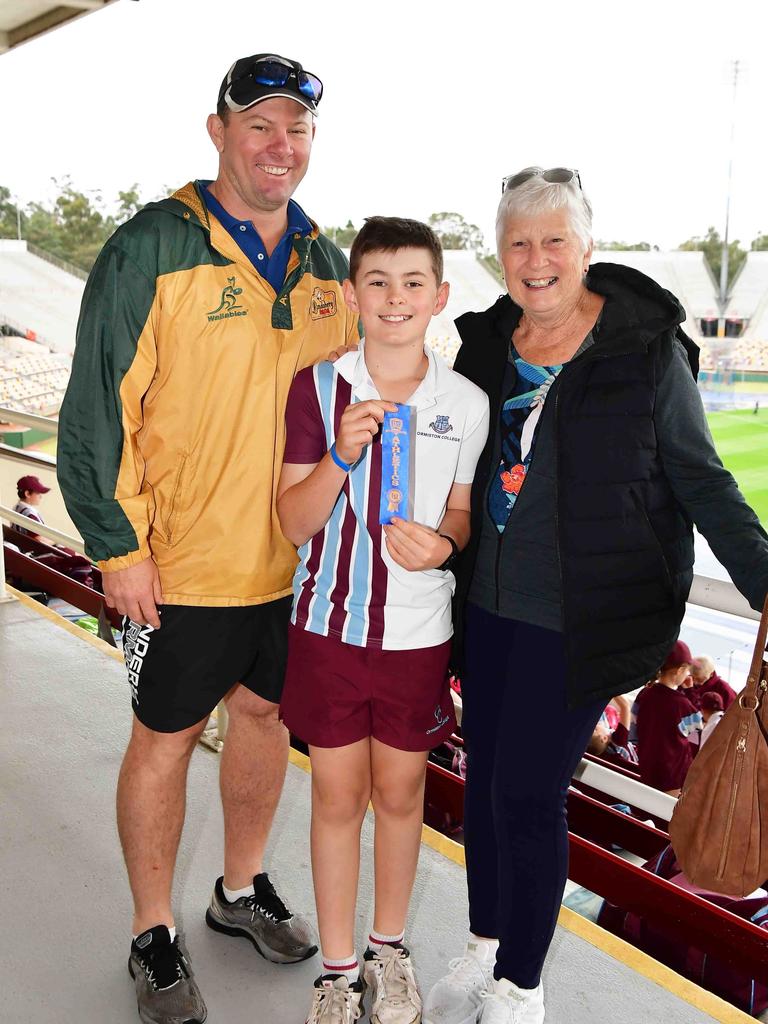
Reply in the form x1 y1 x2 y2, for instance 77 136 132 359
207 96 314 216
499 208 591 321
343 247 450 349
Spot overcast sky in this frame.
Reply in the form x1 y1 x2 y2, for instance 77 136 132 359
0 0 766 251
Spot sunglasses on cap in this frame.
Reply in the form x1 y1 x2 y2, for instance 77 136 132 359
234 55 323 105
501 167 582 194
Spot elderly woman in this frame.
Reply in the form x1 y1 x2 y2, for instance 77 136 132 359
422 167 768 1024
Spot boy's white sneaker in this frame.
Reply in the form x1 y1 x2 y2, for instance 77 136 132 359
363 944 422 1024
479 978 544 1024
305 974 365 1024
422 940 496 1024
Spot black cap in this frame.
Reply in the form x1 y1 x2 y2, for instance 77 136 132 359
218 53 321 116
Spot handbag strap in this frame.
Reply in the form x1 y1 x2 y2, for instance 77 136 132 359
741 594 768 709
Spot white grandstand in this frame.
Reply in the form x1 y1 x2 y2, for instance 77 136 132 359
0 240 84 355
724 251 768 371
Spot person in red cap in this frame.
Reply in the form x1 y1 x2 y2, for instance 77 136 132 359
635 640 703 795
13 474 50 541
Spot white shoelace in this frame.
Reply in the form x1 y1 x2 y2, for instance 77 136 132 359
310 985 363 1024
442 954 492 993
368 952 421 1016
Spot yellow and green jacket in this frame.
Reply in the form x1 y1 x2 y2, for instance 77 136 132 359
57 181 358 605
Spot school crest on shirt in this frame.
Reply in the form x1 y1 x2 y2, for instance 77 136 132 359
429 414 453 435
310 286 337 319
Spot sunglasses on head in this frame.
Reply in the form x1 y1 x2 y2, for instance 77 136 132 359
501 167 582 194
238 55 323 104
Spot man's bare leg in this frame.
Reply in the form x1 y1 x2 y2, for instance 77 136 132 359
220 685 290 889
117 714 207 935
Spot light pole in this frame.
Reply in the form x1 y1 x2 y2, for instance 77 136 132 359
719 60 740 310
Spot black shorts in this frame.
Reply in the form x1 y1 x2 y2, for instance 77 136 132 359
121 597 292 733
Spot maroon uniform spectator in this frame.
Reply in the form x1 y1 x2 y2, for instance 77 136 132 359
689 654 737 710
13 474 50 541
587 695 639 766
636 641 703 795
699 691 726 747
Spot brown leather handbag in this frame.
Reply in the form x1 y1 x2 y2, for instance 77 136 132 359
670 596 768 897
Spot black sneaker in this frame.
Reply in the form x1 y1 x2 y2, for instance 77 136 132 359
206 873 318 963
128 926 207 1024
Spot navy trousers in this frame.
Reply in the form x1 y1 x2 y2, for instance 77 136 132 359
461 603 605 988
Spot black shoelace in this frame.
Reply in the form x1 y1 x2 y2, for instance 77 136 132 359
137 939 188 991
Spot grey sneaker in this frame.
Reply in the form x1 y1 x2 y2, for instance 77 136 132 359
205 873 318 963
128 926 207 1024
363 945 422 1024
306 975 366 1023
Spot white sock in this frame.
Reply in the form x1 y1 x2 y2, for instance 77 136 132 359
132 925 177 944
223 881 255 903
321 952 359 984
368 928 404 952
467 935 498 962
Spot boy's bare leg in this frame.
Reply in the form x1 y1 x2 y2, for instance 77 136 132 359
369 739 429 936
310 739 372 957
117 714 208 935
220 684 289 889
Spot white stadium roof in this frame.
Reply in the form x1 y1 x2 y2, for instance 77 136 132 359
0 0 118 54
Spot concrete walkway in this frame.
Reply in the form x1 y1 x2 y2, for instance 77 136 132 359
0 594 750 1023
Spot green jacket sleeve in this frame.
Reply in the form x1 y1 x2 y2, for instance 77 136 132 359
57 238 158 570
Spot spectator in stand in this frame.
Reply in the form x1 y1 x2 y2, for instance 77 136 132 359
13 474 49 542
700 691 725 747
689 654 737 710
587 695 639 766
636 641 702 796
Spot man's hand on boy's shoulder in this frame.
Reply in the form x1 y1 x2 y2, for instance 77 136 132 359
383 519 453 572
326 342 359 363
336 399 397 467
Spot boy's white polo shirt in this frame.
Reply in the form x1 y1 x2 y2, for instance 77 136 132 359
283 341 489 650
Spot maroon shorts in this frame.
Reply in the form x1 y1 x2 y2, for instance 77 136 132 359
280 626 456 751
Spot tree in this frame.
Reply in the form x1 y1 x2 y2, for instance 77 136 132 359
751 232 768 251
116 185 143 224
323 219 358 247
0 185 22 238
595 240 654 251
428 212 484 251
678 226 746 291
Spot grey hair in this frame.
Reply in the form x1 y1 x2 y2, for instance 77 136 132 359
496 168 593 257
692 655 715 675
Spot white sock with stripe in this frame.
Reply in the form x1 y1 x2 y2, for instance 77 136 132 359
321 951 359 983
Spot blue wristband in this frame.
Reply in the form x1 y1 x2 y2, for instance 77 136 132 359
330 442 352 473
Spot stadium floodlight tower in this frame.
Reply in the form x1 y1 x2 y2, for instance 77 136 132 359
719 59 741 311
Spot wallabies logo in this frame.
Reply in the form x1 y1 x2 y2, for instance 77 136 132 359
207 277 248 321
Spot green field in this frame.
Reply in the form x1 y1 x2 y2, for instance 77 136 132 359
707 409 768 526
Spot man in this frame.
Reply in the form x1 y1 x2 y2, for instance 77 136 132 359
58 53 358 1024
14 474 49 541
690 654 737 710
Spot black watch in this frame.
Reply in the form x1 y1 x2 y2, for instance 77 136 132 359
437 534 460 572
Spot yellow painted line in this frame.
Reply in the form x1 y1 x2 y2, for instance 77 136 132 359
7 585 123 661
11 593 753 1022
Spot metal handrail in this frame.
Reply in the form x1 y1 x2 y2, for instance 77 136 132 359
572 758 677 822
0 405 59 434
1 505 84 552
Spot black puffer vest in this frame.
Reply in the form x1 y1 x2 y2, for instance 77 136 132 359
453 262 700 707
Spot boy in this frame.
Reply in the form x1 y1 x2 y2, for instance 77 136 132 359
277 217 489 1024
635 640 703 796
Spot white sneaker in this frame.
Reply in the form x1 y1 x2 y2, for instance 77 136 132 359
305 974 365 1024
363 945 422 1024
479 978 544 1024
422 940 496 1024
